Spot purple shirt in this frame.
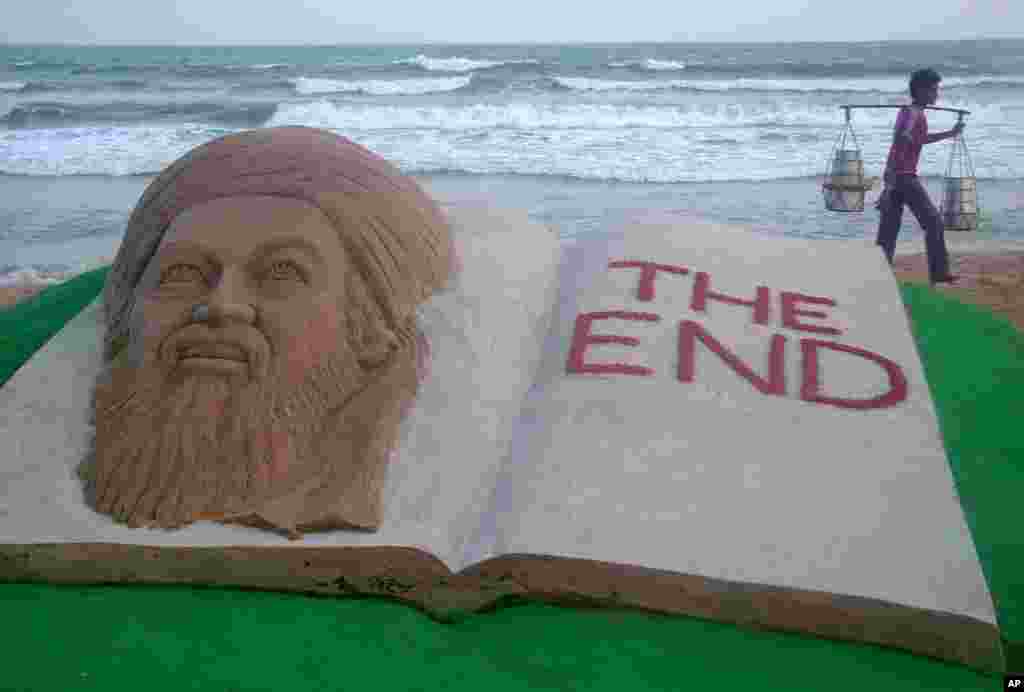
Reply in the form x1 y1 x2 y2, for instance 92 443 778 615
885 106 927 176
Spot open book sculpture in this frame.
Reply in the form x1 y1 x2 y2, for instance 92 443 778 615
0 128 1004 674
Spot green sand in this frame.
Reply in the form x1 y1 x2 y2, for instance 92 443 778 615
1 268 1021 690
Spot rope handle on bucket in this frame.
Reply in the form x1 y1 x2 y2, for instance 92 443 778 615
945 111 976 179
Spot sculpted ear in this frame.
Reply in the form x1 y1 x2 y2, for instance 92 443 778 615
356 324 399 369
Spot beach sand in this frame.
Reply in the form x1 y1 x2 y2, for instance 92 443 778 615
892 251 1024 332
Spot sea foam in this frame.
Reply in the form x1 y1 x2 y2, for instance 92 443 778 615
267 100 860 131
290 75 471 96
0 257 113 288
266 99 1009 134
395 54 538 73
609 59 688 71
554 76 922 93
0 100 1016 180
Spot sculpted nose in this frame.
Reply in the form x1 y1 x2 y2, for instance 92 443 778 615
206 301 256 326
205 271 256 326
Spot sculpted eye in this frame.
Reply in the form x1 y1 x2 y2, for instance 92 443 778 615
265 259 305 282
159 264 205 285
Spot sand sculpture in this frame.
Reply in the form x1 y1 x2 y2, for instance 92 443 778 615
83 126 453 537
1 192 1004 673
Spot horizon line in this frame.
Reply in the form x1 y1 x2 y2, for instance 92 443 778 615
3 36 1024 48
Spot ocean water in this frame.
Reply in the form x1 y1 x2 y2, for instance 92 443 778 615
2 40 1024 284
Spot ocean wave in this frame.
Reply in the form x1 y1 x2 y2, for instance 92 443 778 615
2 95 1008 136
944 75 1024 88
158 80 232 93
0 125 215 176
9 59 72 71
180 103 277 126
0 260 114 288
3 78 231 96
591 60 1024 79
394 54 539 73
266 99 1008 132
70 63 157 75
1 101 276 128
269 100 705 130
2 94 1018 180
699 136 743 145
290 75 472 96
0 267 72 288
553 75 916 94
553 74 1024 94
2 122 1019 182
58 62 282 78
396 162 1023 185
609 59 688 71
110 79 150 90
229 78 297 93
2 103 82 125
19 81 60 93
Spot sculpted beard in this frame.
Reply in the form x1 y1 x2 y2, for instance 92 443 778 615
88 321 366 531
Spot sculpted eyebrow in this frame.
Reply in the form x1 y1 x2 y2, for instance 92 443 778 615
252 238 323 265
154 239 322 266
153 243 213 269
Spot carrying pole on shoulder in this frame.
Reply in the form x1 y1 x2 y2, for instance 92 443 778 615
839 104 970 117
822 105 974 215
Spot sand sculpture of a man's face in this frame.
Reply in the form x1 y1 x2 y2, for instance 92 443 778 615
86 126 453 537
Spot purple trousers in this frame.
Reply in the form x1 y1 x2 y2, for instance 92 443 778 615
876 174 951 282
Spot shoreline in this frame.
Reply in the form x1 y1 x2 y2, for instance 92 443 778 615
3 171 1022 326
3 173 1023 280
5 248 1024 333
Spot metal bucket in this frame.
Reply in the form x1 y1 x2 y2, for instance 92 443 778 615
941 177 978 231
823 150 866 212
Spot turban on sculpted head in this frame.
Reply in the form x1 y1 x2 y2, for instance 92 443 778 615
103 126 453 362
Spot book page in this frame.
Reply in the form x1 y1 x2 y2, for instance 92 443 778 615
464 228 624 565
0 204 559 573
489 217 998 629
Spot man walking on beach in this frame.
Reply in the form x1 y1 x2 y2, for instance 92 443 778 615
875 68 963 285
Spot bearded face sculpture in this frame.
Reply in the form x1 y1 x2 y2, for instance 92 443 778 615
85 127 452 538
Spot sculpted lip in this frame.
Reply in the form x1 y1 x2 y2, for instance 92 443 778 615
160 332 266 379
177 341 250 362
